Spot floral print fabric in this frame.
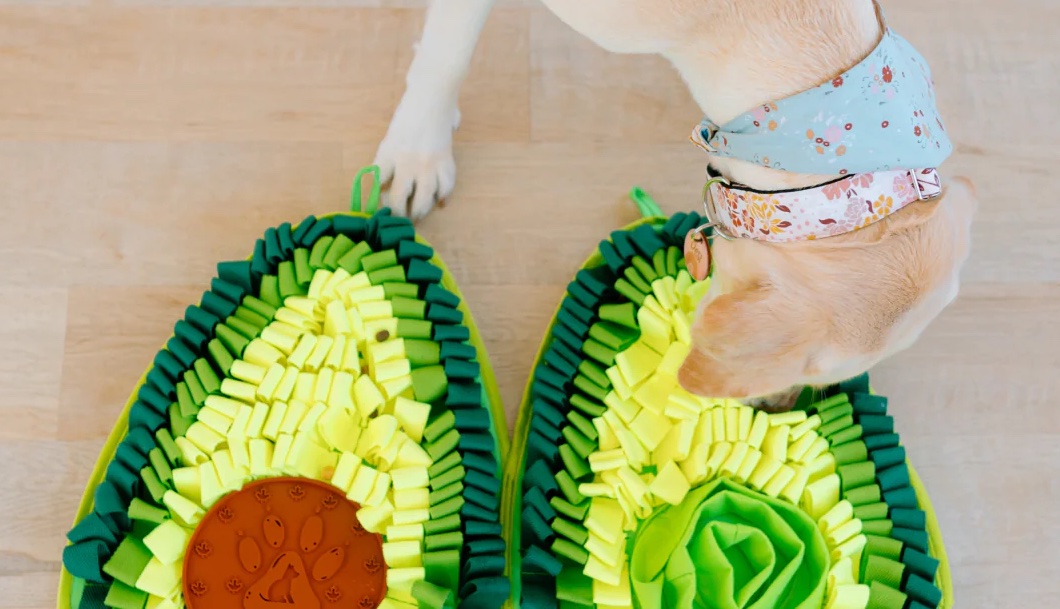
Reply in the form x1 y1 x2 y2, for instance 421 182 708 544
691 29 953 176
706 168 942 242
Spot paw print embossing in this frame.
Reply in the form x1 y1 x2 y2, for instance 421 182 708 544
183 478 385 609
312 548 345 582
262 514 285 548
301 515 323 553
238 537 262 573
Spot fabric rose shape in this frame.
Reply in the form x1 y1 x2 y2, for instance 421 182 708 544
629 479 829 609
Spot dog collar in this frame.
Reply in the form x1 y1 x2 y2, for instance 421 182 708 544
685 5 951 245
690 22 953 176
700 166 942 243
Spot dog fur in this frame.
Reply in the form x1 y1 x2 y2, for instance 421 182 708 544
374 0 976 408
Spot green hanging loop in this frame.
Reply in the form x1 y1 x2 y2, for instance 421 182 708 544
350 165 383 214
629 186 664 218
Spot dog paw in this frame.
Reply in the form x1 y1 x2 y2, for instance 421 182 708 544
373 97 460 221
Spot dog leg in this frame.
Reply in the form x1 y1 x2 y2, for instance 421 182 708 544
374 0 496 219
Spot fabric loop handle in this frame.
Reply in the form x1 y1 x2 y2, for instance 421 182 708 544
350 165 383 214
629 187 664 219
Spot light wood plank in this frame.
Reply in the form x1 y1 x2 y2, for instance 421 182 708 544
0 289 67 441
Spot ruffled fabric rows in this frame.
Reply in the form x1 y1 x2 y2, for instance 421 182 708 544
511 212 943 609
61 208 508 609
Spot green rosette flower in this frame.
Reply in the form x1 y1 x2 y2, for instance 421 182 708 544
629 479 827 609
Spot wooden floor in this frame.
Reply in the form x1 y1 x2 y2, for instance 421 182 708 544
1 1 1056 607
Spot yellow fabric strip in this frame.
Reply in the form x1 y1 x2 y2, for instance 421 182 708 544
391 466 430 491
346 462 378 503
142 520 189 566
584 555 623 587
248 439 275 477
324 333 348 370
162 491 203 527
391 508 430 526
330 451 362 492
134 557 182 599
172 467 201 505
243 339 284 368
383 541 424 568
317 405 362 454
649 461 691 505
386 567 427 603
185 423 225 454
354 375 386 418
386 524 425 542
393 487 431 510
593 564 632 607
394 440 432 469
365 472 392 507
357 499 395 533
585 498 624 545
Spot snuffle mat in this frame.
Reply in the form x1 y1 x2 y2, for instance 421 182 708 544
503 191 953 609
58 167 511 609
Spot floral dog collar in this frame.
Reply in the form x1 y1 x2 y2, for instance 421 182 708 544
690 24 952 176
702 167 942 243
687 5 951 244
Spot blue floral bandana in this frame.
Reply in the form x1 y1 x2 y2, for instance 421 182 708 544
691 27 953 176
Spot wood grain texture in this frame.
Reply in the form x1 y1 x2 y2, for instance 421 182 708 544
0 1 1055 607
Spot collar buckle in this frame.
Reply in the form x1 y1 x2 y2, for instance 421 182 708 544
700 175 737 241
909 168 943 201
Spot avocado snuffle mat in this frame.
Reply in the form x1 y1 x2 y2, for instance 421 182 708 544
58 167 511 609
503 190 953 609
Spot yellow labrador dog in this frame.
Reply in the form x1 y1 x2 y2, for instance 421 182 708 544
374 0 976 409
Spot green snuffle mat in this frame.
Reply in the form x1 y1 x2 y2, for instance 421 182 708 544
502 192 953 609
58 167 511 609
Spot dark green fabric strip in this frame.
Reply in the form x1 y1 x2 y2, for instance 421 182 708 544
904 574 942 608
458 576 510 609
461 554 506 580
460 501 497 524
524 507 554 546
67 513 118 545
77 583 110 609
464 520 502 538
524 461 559 497
458 446 496 475
901 547 939 581
523 545 564 577
891 526 929 553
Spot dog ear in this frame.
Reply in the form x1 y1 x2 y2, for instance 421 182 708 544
677 285 813 399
